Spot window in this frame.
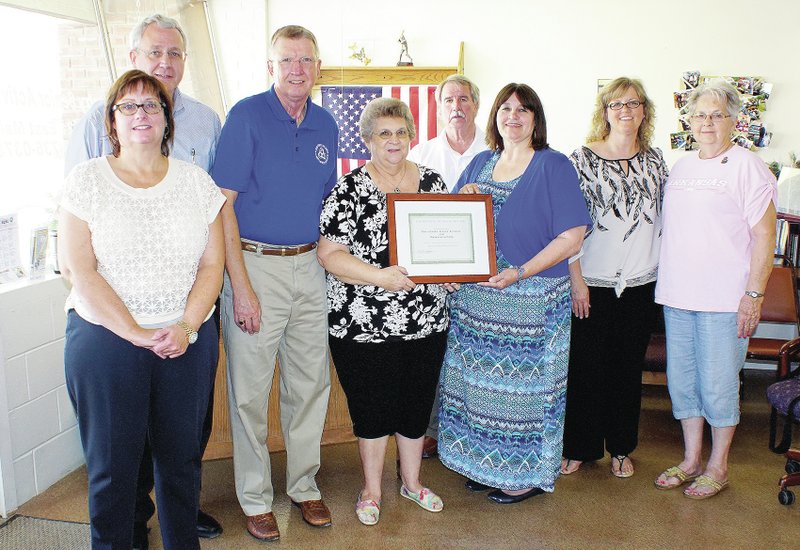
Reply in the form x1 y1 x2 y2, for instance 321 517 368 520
0 5 109 273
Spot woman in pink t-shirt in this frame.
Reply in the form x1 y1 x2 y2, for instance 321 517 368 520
653 79 776 499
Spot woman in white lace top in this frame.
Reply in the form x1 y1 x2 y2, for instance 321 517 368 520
59 70 224 550
560 77 668 479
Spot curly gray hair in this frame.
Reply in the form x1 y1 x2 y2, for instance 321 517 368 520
359 97 416 142
686 78 742 118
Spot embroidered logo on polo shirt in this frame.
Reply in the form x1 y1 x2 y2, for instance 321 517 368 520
315 144 329 164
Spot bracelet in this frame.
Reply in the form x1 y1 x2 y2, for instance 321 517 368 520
513 265 526 284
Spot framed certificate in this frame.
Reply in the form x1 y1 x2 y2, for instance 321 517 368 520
387 193 497 283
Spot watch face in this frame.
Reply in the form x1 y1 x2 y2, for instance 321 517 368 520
188 332 198 344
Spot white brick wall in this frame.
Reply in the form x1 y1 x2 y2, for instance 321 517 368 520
0 276 83 516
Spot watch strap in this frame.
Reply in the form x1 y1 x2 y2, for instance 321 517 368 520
176 320 197 343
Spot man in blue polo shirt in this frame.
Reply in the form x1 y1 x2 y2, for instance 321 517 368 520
64 14 222 550
211 25 337 542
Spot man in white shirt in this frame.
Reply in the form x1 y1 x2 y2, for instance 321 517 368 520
408 75 488 191
408 75 488 457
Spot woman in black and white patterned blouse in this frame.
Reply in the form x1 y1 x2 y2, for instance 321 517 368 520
317 97 449 526
560 77 669 479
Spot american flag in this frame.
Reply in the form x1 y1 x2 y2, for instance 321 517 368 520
321 85 438 177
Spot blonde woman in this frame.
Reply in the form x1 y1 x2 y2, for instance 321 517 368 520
561 77 668 478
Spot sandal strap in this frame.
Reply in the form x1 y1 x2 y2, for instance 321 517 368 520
662 466 691 482
692 475 724 491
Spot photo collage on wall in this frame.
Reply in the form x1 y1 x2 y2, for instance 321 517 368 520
670 71 773 151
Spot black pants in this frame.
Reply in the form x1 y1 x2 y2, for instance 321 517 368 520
66 312 217 550
562 282 659 460
135 304 220 528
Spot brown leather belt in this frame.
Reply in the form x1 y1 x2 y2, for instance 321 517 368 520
241 240 317 256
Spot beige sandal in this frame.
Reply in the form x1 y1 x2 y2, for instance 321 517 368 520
683 475 729 500
654 466 698 490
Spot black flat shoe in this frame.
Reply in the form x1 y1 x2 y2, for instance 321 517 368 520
132 522 149 550
487 487 544 504
465 478 491 492
197 509 223 539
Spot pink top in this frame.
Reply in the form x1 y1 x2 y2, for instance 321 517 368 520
655 145 776 312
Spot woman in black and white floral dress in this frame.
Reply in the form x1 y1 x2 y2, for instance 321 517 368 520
318 98 449 526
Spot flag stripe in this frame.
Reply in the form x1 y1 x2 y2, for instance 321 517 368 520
427 86 438 139
409 86 420 149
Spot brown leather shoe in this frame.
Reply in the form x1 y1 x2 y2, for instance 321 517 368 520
246 512 280 541
292 499 332 527
422 436 438 459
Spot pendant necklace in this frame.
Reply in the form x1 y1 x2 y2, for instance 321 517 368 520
370 160 408 193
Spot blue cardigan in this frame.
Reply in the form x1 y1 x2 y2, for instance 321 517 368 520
454 148 591 278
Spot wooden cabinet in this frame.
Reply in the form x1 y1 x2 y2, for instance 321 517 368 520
203 341 354 460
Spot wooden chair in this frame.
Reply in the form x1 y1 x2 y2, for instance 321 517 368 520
643 264 800 385
642 308 667 385
746 264 800 379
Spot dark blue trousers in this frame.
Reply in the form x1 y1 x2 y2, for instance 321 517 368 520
65 311 217 550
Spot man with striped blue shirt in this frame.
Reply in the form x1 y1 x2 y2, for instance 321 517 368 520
64 14 222 550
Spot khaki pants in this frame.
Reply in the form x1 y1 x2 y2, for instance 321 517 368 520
222 249 330 515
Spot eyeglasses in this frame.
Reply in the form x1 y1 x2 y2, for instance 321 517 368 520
690 112 731 122
375 128 410 141
274 56 316 68
112 101 166 116
137 48 187 61
608 100 644 110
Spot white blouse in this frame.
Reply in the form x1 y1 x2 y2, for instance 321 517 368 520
569 146 668 296
61 157 224 327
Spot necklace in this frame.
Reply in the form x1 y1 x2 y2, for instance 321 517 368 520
699 141 734 160
369 160 408 192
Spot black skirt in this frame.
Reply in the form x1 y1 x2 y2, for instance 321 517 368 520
329 331 447 439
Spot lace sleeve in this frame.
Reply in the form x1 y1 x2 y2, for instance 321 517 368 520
60 160 97 222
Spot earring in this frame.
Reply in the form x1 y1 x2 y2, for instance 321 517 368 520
164 125 169 139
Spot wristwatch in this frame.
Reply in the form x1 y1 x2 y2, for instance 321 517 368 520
176 320 198 344
744 290 765 299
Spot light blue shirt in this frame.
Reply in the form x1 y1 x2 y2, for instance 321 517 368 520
65 88 221 175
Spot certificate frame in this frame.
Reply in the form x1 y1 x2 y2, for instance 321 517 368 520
387 193 497 283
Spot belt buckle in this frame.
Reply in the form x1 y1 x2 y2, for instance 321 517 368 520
280 248 290 257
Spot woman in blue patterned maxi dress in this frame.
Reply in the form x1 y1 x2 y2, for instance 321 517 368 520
438 83 591 504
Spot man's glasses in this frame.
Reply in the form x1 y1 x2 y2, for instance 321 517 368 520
112 101 166 116
137 48 186 61
274 56 316 68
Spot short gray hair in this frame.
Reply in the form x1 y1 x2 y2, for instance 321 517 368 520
686 78 741 118
359 97 416 141
130 14 187 51
271 25 320 59
437 74 480 106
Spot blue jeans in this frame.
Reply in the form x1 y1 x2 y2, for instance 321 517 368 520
663 306 747 427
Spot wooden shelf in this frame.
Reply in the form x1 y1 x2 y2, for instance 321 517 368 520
317 42 464 87
318 66 459 86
